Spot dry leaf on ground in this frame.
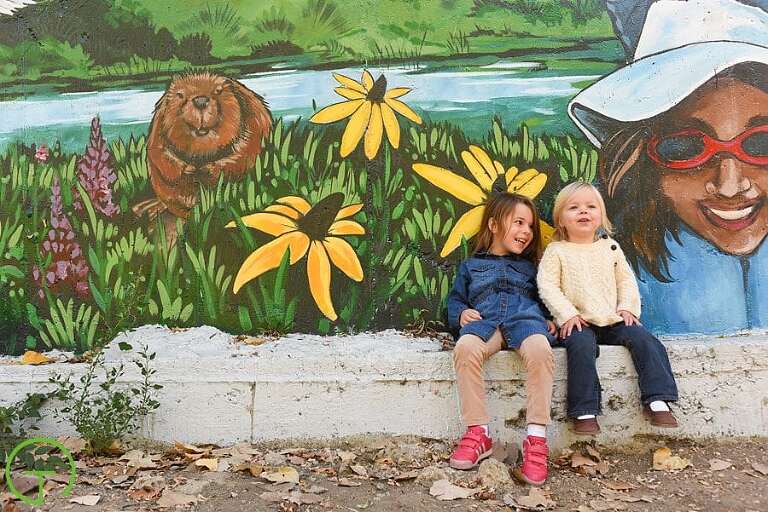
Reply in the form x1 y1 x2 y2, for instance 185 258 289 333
69 495 101 506
504 487 556 509
120 450 158 469
58 436 88 455
194 458 218 471
21 351 51 365
262 466 300 484
709 458 732 471
589 498 627 511
127 475 165 500
350 465 368 477
652 447 690 471
751 462 768 475
157 490 198 507
260 491 287 503
572 452 598 468
337 477 361 487
429 479 476 501
603 480 635 491
337 450 357 463
288 491 323 505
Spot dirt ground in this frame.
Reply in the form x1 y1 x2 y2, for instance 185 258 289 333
2 436 767 512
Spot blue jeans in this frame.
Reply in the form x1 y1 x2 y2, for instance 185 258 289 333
561 323 678 418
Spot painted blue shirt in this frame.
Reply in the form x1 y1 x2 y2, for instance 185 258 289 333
637 225 768 335
447 253 555 348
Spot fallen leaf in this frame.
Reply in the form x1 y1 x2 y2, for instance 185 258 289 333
586 445 602 461
120 450 157 469
337 477 362 487
262 466 300 484
174 440 206 453
350 465 368 477
236 335 268 346
22 350 51 365
752 462 768 475
157 490 198 507
260 491 288 503
595 461 611 475
575 506 594 512
589 498 627 511
572 452 598 468
8 474 38 496
194 458 218 471
394 469 420 481
652 447 690 471
264 451 287 466
69 495 101 506
128 475 165 500
603 480 635 491
58 436 88 455
505 487 556 509
306 485 327 494
709 458 732 471
429 479 476 500
337 450 357 463
288 491 322 505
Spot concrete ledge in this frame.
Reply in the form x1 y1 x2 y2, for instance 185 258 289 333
1 326 767 449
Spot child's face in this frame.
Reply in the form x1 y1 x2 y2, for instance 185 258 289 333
560 187 602 241
489 204 534 255
657 77 768 256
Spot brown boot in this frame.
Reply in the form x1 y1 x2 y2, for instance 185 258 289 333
643 405 678 428
571 417 601 435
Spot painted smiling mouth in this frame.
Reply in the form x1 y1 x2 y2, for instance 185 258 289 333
194 128 210 136
700 199 764 229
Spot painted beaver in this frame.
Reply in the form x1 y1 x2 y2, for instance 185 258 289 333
134 72 272 222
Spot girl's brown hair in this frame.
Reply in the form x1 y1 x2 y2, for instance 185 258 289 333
473 192 543 263
599 62 768 281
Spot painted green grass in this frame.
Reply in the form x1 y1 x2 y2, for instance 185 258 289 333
0 0 616 88
0 117 596 354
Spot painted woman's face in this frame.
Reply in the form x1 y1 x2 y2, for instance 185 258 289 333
656 78 768 255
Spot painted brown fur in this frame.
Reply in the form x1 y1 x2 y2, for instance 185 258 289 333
136 72 272 220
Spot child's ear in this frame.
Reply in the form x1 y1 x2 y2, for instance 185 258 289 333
488 218 498 234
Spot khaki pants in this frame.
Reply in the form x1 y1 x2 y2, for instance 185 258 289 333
453 329 554 426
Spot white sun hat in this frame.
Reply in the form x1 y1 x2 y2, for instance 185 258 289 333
569 0 768 147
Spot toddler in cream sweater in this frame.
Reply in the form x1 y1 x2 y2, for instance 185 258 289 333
537 182 679 435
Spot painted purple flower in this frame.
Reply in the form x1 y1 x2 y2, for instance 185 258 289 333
34 144 49 163
74 117 119 218
33 177 90 300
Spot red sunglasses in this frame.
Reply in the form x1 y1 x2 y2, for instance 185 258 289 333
647 124 768 170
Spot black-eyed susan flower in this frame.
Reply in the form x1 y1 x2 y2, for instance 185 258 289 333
412 145 554 257
310 70 422 160
227 193 365 321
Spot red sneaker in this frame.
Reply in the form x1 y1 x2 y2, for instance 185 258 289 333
449 426 493 470
513 435 548 486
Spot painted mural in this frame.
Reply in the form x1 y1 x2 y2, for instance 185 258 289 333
0 0 764 354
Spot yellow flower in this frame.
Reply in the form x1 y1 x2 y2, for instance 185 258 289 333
227 193 365 321
412 145 554 257
310 70 422 160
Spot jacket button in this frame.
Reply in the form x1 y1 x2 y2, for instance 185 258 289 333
611 245 617 250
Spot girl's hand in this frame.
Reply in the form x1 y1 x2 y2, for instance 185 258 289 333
546 320 557 335
618 310 641 326
560 315 588 339
460 309 482 326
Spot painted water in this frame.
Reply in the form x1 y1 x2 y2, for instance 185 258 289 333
0 61 603 152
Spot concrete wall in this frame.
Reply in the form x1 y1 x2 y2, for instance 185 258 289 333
2 326 766 449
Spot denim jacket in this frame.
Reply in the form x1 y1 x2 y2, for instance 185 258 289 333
447 253 555 348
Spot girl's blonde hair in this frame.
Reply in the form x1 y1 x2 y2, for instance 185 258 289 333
474 192 543 263
552 182 613 241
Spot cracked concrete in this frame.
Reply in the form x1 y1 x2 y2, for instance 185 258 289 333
1 326 767 449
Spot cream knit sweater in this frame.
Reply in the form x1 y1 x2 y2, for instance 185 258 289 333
536 237 641 327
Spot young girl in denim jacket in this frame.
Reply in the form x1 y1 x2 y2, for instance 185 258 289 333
537 182 679 436
447 192 557 486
